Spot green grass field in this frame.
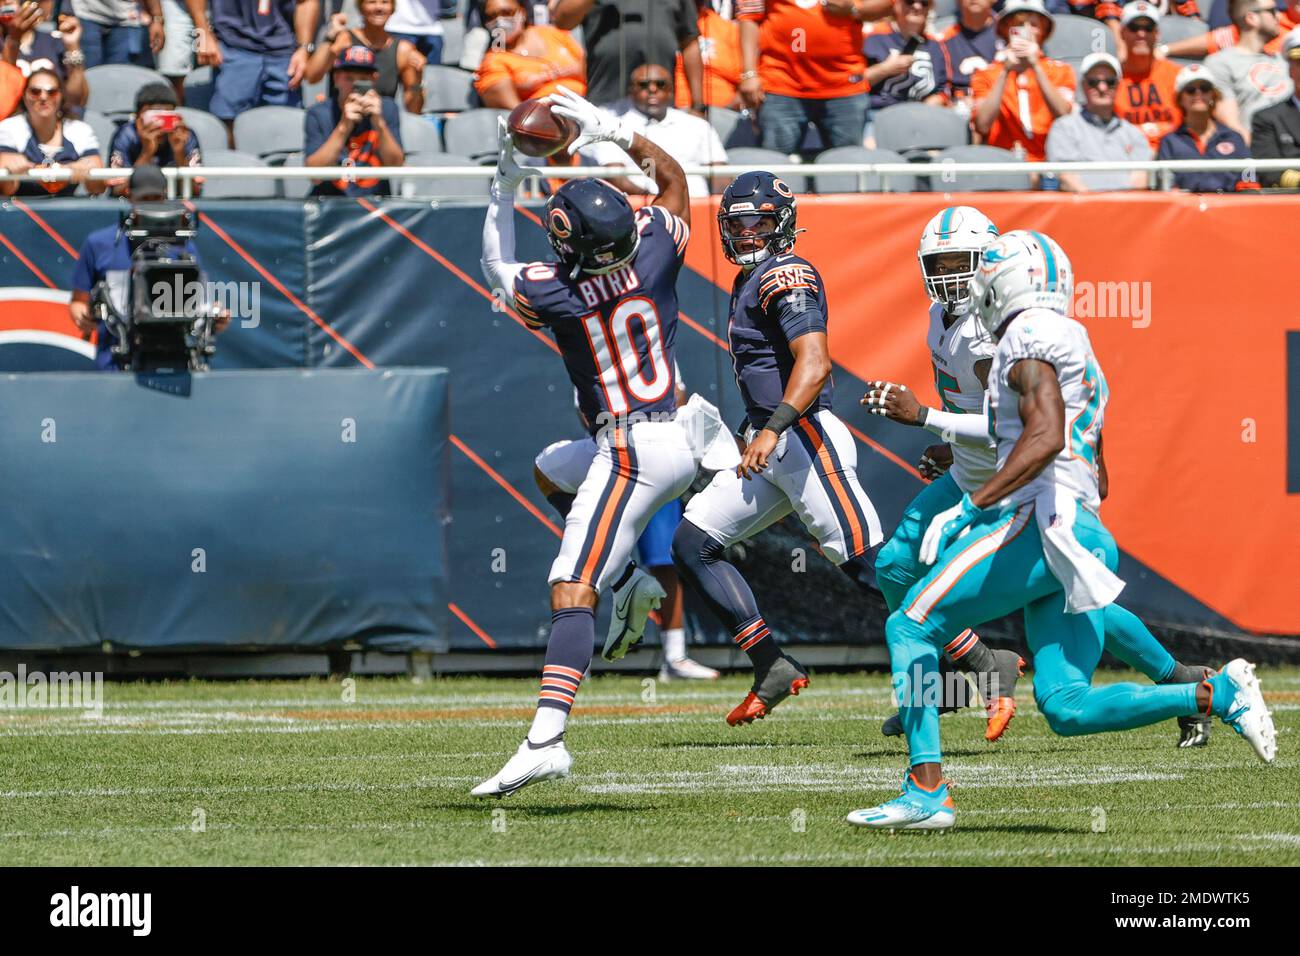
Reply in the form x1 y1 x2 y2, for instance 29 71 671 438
3 668 1296 866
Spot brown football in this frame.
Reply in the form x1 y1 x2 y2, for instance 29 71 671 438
508 99 575 158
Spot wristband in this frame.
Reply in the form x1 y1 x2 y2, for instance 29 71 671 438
761 402 800 436
739 70 757 81
63 49 86 68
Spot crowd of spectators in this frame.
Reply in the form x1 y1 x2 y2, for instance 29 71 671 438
0 0 1298 197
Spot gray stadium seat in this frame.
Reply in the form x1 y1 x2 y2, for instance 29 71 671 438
1044 14 1118 60
1159 16 1209 45
233 105 307 162
85 64 171 120
722 147 808 193
873 101 970 155
301 73 329 108
933 145 1033 191
277 151 312 200
400 112 445 155
441 16 465 65
199 149 278 199
813 146 917 193
932 0 958 19
401 152 492 199
707 106 758 149
422 64 475 113
441 108 507 162
178 107 229 156
82 110 121 156
183 65 214 112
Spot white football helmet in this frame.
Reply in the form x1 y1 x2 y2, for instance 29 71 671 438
970 230 1074 339
917 206 999 307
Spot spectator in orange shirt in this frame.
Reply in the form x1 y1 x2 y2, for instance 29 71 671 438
1115 2 1184 151
970 0 1075 161
675 0 742 110
0 60 22 120
737 0 892 154
473 0 586 108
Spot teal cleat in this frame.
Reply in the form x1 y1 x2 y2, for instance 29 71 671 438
846 773 955 831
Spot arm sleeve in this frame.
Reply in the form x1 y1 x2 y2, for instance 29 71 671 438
922 407 994 447
480 193 526 311
474 50 511 96
1045 116 1076 161
108 127 132 168
0 122 19 152
70 241 95 294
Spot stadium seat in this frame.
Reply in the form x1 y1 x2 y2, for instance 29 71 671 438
422 64 475 113
82 109 121 156
723 148 808 192
441 16 465 65
441 108 507 162
233 106 307 162
301 73 330 108
178 107 229 156
85 64 171 120
707 106 759 149
933 145 1033 191
199 149 279 199
277 152 312 200
401 152 492 199
183 66 214 112
813 146 916 194
1044 14 1118 60
873 102 970 155
400 112 445 155
1160 15 1209 44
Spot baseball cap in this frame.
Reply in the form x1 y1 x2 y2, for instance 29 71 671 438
333 45 377 72
1283 26 1300 60
996 0 1056 42
1174 63 1223 94
1120 1 1161 29
1080 52 1122 80
129 164 168 197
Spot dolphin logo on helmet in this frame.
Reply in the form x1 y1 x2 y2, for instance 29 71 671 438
969 230 1075 339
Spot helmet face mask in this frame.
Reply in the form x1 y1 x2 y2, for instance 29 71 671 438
545 179 640 277
717 172 798 267
917 205 998 309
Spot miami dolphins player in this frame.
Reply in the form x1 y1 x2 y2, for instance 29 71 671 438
848 230 1276 831
865 207 1215 749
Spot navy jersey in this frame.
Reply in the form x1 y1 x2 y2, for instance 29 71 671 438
863 25 949 110
727 252 832 428
941 22 996 99
513 205 689 434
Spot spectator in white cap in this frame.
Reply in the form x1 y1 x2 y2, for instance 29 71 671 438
1250 26 1300 184
1115 2 1187 151
1157 63 1257 191
1046 50 1151 190
970 0 1076 162
1205 0 1296 136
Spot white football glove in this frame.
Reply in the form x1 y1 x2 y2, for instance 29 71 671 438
548 84 634 155
919 493 981 566
492 115 526 199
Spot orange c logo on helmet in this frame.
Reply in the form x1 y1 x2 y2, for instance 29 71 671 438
772 178 794 198
549 209 573 238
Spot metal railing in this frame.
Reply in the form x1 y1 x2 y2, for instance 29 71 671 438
1 158 1296 197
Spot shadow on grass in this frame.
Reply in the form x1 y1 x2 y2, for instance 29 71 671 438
418 800 655 817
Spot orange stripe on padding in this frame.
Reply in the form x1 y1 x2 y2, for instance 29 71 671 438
797 420 864 557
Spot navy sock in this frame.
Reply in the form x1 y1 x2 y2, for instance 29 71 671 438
534 606 595 721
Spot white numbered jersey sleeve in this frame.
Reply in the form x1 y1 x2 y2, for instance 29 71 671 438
988 308 1108 512
927 302 997 492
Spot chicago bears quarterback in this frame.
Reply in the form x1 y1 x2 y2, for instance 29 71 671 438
669 171 891 726
473 86 699 797
848 230 1276 831
865 206 1214 750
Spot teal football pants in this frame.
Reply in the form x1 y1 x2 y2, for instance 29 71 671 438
885 502 1199 766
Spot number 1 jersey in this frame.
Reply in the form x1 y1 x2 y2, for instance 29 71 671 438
513 205 689 434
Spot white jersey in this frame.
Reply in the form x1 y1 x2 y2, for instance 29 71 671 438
988 308 1107 512
927 301 997 493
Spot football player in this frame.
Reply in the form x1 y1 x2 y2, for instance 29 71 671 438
670 171 894 727
848 231 1276 832
865 206 1214 749
472 86 701 797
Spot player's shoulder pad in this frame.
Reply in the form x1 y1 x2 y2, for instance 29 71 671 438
637 204 690 255
756 253 822 313
957 310 997 358
998 308 1074 369
513 260 564 327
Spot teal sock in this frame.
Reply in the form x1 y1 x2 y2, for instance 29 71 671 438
1102 604 1176 683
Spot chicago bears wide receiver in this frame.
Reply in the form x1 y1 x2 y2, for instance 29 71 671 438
670 171 886 727
848 231 1276 832
865 206 1214 750
473 86 699 797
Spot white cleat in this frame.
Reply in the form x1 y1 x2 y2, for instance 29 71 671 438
846 775 955 831
470 739 573 798
1217 659 1277 764
602 567 666 661
658 657 720 681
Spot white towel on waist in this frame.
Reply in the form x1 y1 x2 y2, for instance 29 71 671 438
1035 486 1125 614
675 394 741 471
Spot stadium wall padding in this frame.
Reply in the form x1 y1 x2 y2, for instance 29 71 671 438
1 194 1296 652
0 368 450 652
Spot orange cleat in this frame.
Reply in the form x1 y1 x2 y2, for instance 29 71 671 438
984 653 1025 741
727 654 810 726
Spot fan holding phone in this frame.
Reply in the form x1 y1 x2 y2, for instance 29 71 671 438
864 0 951 111
107 81 202 196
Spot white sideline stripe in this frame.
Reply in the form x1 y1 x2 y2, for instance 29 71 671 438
0 777 479 800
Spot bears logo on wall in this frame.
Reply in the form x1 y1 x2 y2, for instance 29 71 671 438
0 289 96 371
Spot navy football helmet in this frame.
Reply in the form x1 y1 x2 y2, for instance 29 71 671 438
717 171 798 267
545 179 639 277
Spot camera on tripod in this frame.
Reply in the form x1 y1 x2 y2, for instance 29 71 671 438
92 202 219 373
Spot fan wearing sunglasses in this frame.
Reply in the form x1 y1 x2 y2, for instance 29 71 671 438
0 67 104 196
1157 64 1256 192
1045 51 1151 192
